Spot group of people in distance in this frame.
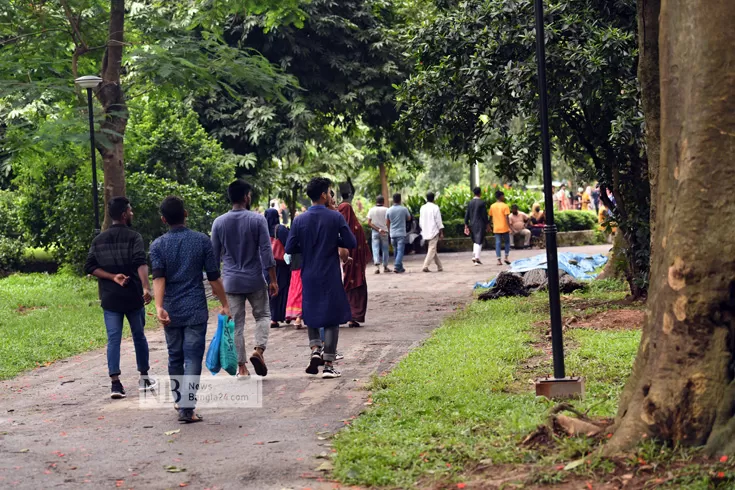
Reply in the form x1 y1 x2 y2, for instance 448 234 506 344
84 177 378 423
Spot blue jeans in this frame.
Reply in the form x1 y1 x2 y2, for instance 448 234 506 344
495 233 511 258
371 231 389 267
391 236 406 271
164 323 207 409
103 307 149 377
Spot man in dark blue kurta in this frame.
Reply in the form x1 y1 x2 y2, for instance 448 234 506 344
285 177 356 379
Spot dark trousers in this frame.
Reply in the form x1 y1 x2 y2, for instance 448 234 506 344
309 326 339 362
164 323 207 410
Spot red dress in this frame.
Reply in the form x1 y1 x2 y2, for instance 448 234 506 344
285 270 303 320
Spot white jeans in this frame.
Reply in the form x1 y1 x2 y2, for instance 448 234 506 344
227 288 271 364
472 243 482 260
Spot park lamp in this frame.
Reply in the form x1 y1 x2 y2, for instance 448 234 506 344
531 0 584 399
75 75 103 234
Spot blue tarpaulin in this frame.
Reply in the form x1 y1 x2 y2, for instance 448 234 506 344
473 252 609 289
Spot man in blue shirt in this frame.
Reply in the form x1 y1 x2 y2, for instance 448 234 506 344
285 178 356 379
385 193 411 273
211 180 277 378
150 196 230 423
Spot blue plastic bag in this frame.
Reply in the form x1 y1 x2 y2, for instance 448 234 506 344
205 316 224 374
219 315 238 376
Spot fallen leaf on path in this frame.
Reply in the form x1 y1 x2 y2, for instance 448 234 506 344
17 449 29 453
457 484 467 489
315 461 334 472
564 459 585 471
164 466 186 473
164 430 180 436
115 480 124 487
720 455 729 463
316 452 329 459
179 483 189 487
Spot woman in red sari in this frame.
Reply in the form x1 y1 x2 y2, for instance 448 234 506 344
337 201 372 327
285 253 304 328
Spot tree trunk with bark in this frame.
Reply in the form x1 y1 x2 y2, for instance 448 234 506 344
607 0 735 455
96 0 127 230
379 161 389 200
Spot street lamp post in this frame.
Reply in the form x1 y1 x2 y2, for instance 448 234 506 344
532 0 584 398
75 75 103 234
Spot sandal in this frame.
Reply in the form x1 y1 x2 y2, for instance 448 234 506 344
348 321 362 328
178 409 204 424
270 322 281 329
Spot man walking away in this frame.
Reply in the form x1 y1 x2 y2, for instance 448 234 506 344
150 197 230 423
367 195 390 274
385 193 411 273
84 197 156 399
464 187 489 265
489 190 512 265
508 204 532 249
285 178 356 379
211 180 277 378
419 192 444 272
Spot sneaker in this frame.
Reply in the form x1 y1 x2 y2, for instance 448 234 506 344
394 268 405 274
111 380 126 399
138 375 158 392
383 266 393 273
335 353 345 361
422 268 431 273
504 258 511 265
306 349 324 375
249 349 268 377
322 365 342 379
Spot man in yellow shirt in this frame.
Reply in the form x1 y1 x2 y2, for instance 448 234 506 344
489 190 512 265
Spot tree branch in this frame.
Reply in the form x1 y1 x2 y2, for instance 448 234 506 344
60 0 87 50
0 28 68 46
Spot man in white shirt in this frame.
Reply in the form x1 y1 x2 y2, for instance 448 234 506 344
419 192 444 273
367 195 391 274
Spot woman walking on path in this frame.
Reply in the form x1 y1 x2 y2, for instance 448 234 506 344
285 252 304 328
338 200 372 328
264 208 291 328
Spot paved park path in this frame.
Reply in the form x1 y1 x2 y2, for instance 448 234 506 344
0 246 609 490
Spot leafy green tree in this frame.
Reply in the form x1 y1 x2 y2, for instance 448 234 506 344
398 0 650 297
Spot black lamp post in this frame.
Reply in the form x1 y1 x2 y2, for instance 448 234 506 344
75 75 103 234
532 0 583 398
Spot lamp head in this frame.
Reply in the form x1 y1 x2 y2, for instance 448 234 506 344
75 75 102 89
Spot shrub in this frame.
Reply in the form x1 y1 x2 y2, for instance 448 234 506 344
0 190 23 238
554 210 597 232
0 236 25 272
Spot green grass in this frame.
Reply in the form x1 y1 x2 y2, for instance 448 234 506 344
0 273 154 379
22 247 55 262
332 279 641 487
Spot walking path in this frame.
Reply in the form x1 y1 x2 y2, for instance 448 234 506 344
0 246 609 490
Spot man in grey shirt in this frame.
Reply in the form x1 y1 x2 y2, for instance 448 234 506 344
211 180 278 378
385 193 411 274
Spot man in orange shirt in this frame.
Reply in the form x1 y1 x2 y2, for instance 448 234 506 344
489 190 512 265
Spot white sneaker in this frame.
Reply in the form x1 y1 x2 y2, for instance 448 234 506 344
322 366 342 378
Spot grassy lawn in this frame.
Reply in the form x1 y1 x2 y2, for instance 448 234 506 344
332 279 642 488
0 273 154 379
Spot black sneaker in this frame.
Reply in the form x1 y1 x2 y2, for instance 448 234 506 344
138 375 158 392
306 349 324 375
322 365 342 379
111 380 126 399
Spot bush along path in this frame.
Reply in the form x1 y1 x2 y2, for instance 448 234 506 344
332 279 735 489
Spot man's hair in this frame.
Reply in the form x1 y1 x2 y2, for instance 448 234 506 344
376 195 385 205
160 196 186 225
108 196 130 221
473 187 482 196
306 177 332 202
393 193 401 204
426 192 435 202
495 190 505 200
341 192 350 200
511 204 519 210
228 179 252 204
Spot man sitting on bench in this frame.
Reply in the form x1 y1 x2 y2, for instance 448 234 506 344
508 204 532 249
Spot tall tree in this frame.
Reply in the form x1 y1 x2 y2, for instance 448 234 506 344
0 0 303 227
607 0 735 454
398 0 651 297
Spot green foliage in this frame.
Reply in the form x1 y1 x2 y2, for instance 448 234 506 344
398 0 650 293
0 236 24 273
554 210 598 232
415 184 542 221
0 189 22 238
125 97 237 193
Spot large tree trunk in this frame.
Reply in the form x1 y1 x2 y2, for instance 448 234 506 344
379 161 389 200
607 0 735 455
96 0 127 230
